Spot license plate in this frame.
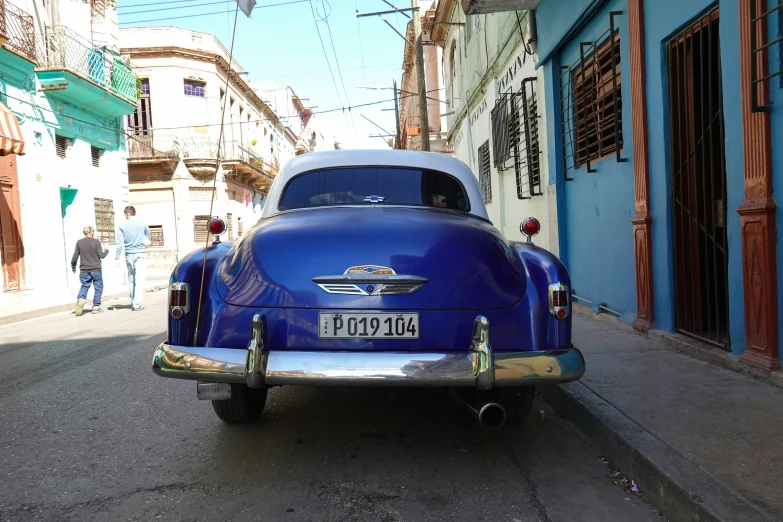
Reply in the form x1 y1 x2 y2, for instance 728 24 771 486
319 312 419 339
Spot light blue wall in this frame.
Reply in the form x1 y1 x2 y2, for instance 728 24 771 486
540 0 638 316
642 0 745 353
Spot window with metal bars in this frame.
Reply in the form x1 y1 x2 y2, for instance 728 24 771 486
91 146 103 167
226 213 233 240
478 141 491 204
93 198 116 244
559 12 626 178
149 225 164 247
750 0 783 112
55 135 71 159
491 78 542 199
193 215 210 243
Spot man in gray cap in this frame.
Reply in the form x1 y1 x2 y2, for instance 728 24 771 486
71 225 109 316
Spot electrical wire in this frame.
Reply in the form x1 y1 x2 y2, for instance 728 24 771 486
118 0 308 25
193 2 240 346
118 0 211 10
120 0 231 17
319 0 357 138
246 62 399 80
353 0 367 84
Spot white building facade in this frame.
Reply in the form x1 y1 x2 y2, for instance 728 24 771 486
119 26 291 278
0 0 138 311
432 0 557 250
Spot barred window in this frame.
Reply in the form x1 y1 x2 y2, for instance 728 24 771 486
478 141 491 204
149 225 164 247
93 198 116 244
55 135 71 159
226 212 233 240
194 215 210 243
184 80 206 97
491 78 542 199
560 14 625 178
91 146 103 167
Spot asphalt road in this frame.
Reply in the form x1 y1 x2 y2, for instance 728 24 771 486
0 291 664 522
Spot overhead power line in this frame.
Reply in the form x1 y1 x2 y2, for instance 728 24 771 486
118 0 308 25
118 0 210 10
121 0 231 17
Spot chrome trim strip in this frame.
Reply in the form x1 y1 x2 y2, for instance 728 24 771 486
312 275 429 284
151 317 585 388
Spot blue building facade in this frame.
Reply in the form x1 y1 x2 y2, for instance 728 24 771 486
534 0 782 371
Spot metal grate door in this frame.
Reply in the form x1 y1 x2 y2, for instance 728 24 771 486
667 7 729 348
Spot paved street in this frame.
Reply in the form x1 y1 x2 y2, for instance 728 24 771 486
0 291 663 522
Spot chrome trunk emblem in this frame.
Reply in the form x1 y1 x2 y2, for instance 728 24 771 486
313 266 427 296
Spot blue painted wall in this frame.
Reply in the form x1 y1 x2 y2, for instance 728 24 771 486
641 0 745 353
766 6 783 360
540 0 638 316
539 0 748 351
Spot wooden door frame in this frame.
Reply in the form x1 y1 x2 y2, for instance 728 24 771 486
0 154 25 291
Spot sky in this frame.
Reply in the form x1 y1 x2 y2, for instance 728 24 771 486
116 0 415 150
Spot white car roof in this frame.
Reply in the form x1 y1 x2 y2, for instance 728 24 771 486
260 149 489 220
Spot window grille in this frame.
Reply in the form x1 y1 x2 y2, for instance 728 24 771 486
750 0 783 112
91 146 102 167
491 78 542 199
189 187 215 201
55 135 70 158
93 198 116 244
149 225 164 247
478 141 491 203
559 11 626 179
193 215 210 243
184 80 206 97
226 212 233 240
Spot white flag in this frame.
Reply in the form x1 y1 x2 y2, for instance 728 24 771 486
235 0 256 17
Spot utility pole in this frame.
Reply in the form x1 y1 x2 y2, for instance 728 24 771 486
411 0 430 151
393 79 401 149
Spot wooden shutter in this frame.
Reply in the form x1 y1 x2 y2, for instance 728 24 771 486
91 146 102 167
149 225 164 247
194 215 210 243
55 135 70 158
93 198 116 244
478 141 491 203
226 213 233 240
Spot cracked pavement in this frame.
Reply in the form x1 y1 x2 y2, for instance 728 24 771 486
0 291 663 522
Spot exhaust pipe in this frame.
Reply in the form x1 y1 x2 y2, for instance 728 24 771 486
450 389 507 430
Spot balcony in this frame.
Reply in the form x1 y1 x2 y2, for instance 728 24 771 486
180 137 276 189
36 26 137 118
0 0 36 63
127 134 180 174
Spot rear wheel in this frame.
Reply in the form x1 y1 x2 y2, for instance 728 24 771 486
494 386 534 426
211 384 268 423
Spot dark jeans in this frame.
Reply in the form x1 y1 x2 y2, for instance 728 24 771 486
77 270 104 306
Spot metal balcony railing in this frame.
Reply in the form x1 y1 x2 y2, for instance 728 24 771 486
37 26 137 104
0 0 36 62
127 134 179 160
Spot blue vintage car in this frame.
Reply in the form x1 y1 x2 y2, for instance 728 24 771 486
152 150 585 429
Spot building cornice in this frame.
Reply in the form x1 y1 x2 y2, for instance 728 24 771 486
432 0 456 46
121 45 280 125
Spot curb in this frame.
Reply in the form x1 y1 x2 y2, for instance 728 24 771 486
538 382 773 522
0 284 169 327
572 304 783 390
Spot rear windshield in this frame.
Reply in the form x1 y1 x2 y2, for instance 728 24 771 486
279 167 470 212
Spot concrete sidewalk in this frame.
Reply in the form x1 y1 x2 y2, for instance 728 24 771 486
0 277 170 326
540 309 783 522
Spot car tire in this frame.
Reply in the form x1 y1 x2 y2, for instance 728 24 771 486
496 386 534 426
211 384 268 423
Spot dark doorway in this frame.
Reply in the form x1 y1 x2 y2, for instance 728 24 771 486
667 7 729 348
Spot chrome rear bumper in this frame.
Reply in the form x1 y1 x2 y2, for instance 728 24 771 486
152 315 585 389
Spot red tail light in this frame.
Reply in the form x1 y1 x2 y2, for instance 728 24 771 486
549 283 570 320
521 217 541 244
209 217 226 235
170 283 190 319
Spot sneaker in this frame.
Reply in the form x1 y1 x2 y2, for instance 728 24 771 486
74 298 86 317
132 305 144 311
92 306 102 314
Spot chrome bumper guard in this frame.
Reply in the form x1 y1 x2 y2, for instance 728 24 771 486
152 315 585 389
